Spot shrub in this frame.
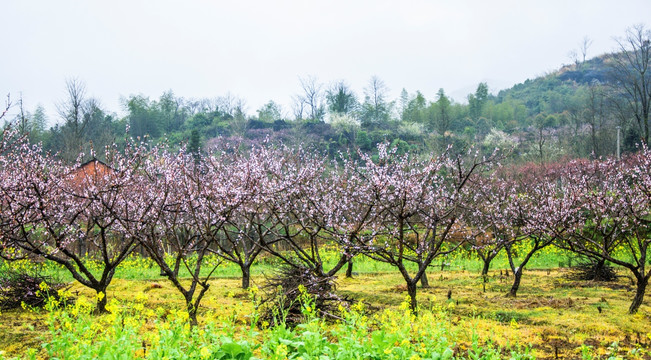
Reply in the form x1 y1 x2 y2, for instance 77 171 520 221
0 269 69 310
259 264 349 326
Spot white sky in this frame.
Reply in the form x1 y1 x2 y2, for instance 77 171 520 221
2 0 650 124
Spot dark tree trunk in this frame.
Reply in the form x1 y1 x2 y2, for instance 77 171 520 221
188 304 199 327
481 260 491 293
481 258 492 276
593 258 605 271
420 270 429 288
241 263 251 289
95 287 108 313
345 258 353 278
629 274 648 314
407 281 418 314
506 268 523 298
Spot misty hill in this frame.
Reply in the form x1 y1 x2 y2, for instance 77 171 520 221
495 54 613 116
7 49 645 165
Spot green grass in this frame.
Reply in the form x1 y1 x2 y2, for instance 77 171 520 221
1 247 650 359
0 244 582 284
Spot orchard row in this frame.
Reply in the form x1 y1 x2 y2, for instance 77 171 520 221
1 129 650 324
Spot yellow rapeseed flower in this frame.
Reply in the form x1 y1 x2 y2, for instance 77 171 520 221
200 347 212 359
135 292 148 302
510 318 519 329
177 310 189 322
105 299 119 314
276 344 288 357
298 284 307 294
352 300 365 312
134 348 146 358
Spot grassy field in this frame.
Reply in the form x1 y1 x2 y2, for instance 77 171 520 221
1 250 650 359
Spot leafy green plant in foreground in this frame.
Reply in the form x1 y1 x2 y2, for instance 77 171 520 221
3 288 538 360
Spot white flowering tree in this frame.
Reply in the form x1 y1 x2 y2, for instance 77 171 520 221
555 152 651 313
195 145 293 289
476 162 580 298
0 143 144 312
116 147 235 325
347 145 494 312
249 146 357 278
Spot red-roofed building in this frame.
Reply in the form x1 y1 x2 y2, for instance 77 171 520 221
68 158 115 189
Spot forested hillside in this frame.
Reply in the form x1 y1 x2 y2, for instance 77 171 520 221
6 26 650 163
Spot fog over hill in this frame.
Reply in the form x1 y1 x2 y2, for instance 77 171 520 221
2 0 651 122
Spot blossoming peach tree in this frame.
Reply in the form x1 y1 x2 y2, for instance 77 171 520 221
554 151 651 313
342 145 496 312
0 141 147 312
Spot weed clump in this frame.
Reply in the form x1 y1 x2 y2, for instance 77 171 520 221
259 264 350 326
566 260 618 282
0 269 69 310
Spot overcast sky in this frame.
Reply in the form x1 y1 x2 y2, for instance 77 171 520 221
2 0 650 124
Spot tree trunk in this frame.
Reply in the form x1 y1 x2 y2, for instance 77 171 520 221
629 274 648 314
241 263 251 289
481 259 491 293
594 258 605 271
538 128 544 163
345 258 353 278
481 258 492 277
506 268 522 298
407 281 418 314
188 305 199 327
420 270 429 288
591 258 606 280
95 287 108 313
